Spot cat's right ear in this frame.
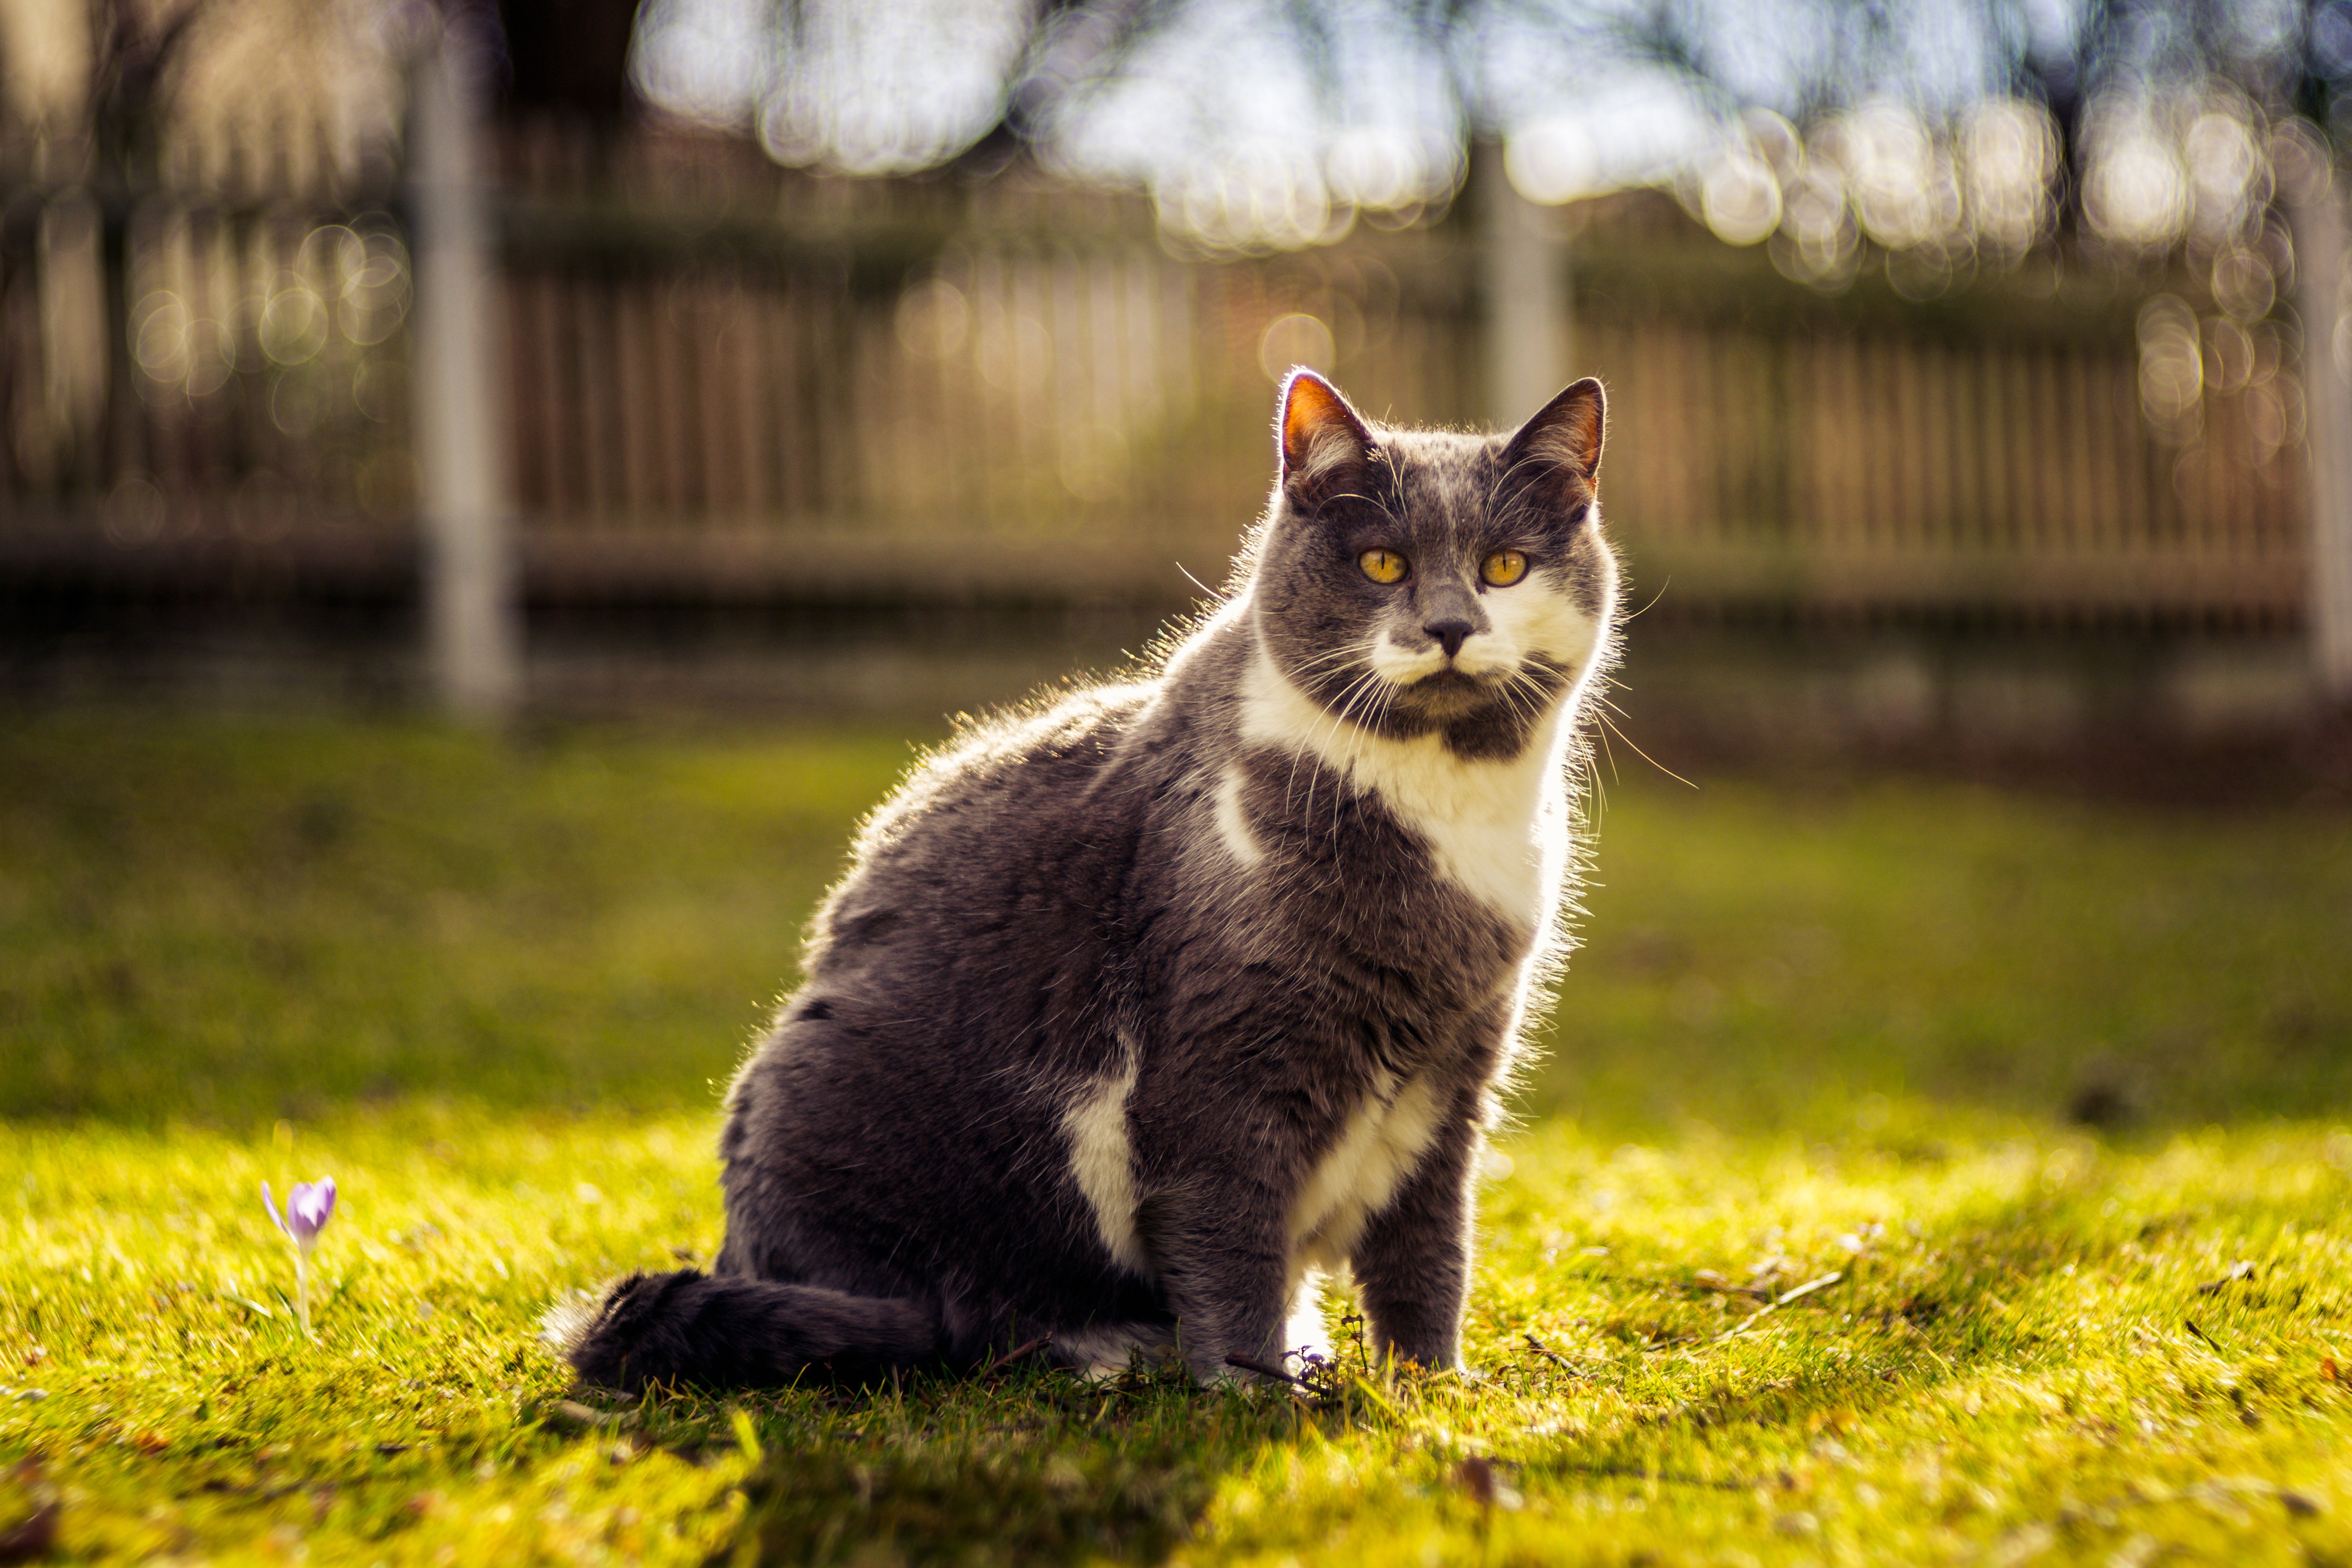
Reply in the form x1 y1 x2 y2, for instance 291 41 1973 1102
1277 369 1374 509
1500 378 1606 503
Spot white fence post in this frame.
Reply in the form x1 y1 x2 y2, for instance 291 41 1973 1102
1477 140 1570 430
408 15 520 721
2287 129 2352 708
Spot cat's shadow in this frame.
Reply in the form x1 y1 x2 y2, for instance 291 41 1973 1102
626 1362 1302 1565
603 1196 2096 1565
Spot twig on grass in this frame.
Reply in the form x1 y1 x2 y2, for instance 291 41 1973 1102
2184 1319 2227 1355
1768 1271 1845 1308
2196 1262 2256 1295
979 1336 1052 1376
1715 1271 1844 1343
1523 1333 1580 1373
1223 1353 1411 1423
1225 1353 1308 1387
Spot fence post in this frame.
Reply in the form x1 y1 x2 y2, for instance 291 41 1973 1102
2287 129 2352 708
1477 140 1570 430
407 14 520 721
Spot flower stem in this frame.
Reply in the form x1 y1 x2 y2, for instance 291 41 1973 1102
295 1248 312 1339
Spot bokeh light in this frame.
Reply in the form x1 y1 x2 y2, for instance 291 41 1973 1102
1504 83 1715 207
1257 313 1336 383
1698 139 1782 248
755 0 1031 175
2137 294 2205 443
1961 98 2057 257
2085 102 2191 251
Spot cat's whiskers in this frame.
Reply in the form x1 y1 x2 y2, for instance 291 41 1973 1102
1593 707 1695 790
1289 635 1398 810
1346 679 1407 842
1503 664 1560 742
1305 660 1397 844
1274 642 1375 820
1485 449 1561 518
1484 662 1535 725
1301 665 1387 831
1295 672 1381 904
1284 669 1346 820
1289 640 1376 679
1577 684 1694 787
1323 668 1395 837
1282 661 1362 819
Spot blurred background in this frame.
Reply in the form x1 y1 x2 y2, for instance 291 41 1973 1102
2 0 2349 1132
6 0 2352 752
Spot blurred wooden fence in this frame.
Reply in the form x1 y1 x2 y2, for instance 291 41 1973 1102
0 123 2311 630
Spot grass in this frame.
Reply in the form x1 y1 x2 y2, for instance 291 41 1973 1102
3 709 2351 1564
0 716 910 1121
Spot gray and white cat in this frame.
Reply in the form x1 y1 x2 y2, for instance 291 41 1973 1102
557 369 1618 1390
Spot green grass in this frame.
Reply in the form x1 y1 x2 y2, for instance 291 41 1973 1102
3 711 2351 1564
0 716 911 1121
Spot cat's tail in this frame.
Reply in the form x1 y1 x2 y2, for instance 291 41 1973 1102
547 1270 944 1392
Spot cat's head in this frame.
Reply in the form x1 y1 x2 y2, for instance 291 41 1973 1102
1248 370 1618 758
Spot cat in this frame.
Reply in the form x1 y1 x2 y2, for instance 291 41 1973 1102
554 368 1618 1391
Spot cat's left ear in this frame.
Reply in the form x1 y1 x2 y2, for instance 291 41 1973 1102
1501 377 1605 501
1277 369 1375 508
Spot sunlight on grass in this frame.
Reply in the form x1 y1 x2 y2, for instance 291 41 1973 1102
4 1106 2350 1563
4 712 2351 1562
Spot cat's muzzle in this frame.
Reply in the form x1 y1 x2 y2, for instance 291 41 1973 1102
1399 666 1510 716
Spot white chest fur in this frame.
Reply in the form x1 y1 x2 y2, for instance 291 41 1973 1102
1061 1045 1148 1274
1236 651 1572 934
1288 1071 1447 1275
1061 1049 1451 1279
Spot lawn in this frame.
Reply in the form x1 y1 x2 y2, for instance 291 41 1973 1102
2 711 2350 1565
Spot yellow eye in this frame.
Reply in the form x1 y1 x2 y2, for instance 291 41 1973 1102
1360 549 1408 584
1481 549 1528 587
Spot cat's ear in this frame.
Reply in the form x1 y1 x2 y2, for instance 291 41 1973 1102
1501 378 1605 500
1277 369 1374 508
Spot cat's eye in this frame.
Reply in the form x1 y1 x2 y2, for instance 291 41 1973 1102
1359 549 1409 584
1481 549 1529 587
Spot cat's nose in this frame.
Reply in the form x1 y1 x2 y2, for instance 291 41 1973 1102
1425 618 1474 659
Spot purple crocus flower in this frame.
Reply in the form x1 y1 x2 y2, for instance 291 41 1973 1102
261 1177 337 1336
262 1178 336 1252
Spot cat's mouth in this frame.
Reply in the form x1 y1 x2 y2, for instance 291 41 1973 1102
1396 666 1504 714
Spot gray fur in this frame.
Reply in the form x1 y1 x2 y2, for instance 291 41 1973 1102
559 371 1620 1393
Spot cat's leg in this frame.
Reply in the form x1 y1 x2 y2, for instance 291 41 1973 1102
710 1155 810 1281
1135 1184 1294 1385
1346 1107 1481 1371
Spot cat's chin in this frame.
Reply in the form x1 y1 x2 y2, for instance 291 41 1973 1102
1393 668 1509 719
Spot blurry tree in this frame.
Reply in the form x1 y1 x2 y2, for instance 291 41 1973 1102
40 0 214 490
628 0 2348 263
0 0 405 490
84 0 209 181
